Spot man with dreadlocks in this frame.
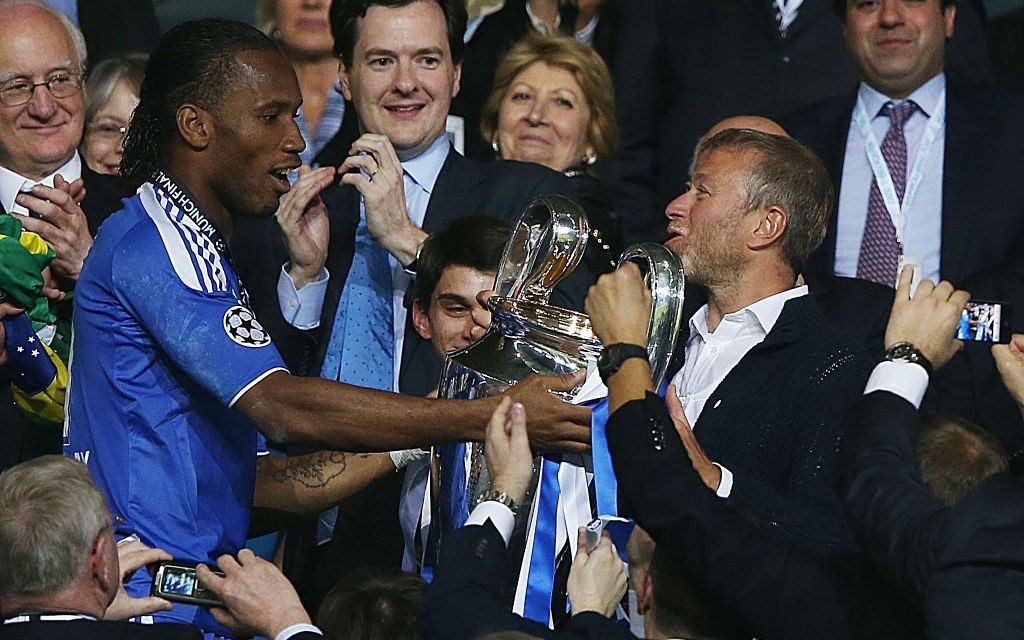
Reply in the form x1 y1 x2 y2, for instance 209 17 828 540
62 18 589 638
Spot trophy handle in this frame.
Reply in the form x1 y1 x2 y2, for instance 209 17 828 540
618 243 686 389
493 195 590 304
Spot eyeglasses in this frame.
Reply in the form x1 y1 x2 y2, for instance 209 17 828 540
88 121 129 143
0 72 82 107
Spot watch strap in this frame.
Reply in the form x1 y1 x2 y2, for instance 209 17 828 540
599 343 650 383
474 489 518 515
883 341 933 376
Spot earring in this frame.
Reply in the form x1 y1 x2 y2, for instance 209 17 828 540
491 137 500 155
584 151 597 166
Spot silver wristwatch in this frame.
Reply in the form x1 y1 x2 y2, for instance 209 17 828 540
473 489 519 515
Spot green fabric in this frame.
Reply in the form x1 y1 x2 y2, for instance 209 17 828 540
0 214 56 326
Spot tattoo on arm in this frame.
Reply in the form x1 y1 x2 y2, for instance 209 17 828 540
270 451 376 489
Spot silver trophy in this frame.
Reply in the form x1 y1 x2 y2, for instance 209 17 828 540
427 195 685 580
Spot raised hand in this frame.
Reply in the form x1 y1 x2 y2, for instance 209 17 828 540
197 548 310 639
485 397 534 504
17 175 93 289
339 134 427 266
276 165 336 289
103 539 173 620
884 265 969 371
993 334 1024 408
585 262 652 348
567 528 627 618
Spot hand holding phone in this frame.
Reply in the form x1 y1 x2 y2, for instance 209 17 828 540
151 561 224 607
956 300 1012 344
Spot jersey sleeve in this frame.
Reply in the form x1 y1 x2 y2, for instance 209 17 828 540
113 223 287 408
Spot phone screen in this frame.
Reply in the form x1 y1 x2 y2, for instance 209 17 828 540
957 301 1010 343
160 566 199 597
152 562 223 606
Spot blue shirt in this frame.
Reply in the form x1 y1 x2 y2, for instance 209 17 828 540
836 73 945 282
296 83 346 167
64 182 286 635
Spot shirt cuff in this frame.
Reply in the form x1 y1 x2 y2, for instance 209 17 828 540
277 264 329 329
274 623 322 640
864 360 929 408
465 501 515 546
713 463 733 498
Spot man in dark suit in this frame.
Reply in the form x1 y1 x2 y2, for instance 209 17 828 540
232 0 589 605
0 1 134 470
784 0 1024 288
604 0 993 247
586 129 871 556
927 256 1024 462
841 268 1024 639
602 369 921 639
0 456 200 640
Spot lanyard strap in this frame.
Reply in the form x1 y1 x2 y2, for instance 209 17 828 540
150 169 249 304
852 89 945 244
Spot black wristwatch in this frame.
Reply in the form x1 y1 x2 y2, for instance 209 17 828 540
598 343 649 383
883 341 933 376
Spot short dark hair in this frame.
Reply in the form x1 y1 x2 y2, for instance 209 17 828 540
833 0 955 21
649 548 749 640
121 19 279 182
316 567 425 640
695 128 833 275
918 412 1008 506
330 0 467 68
414 216 510 310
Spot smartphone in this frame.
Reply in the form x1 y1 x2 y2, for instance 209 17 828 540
584 517 606 553
151 560 224 607
956 300 1013 344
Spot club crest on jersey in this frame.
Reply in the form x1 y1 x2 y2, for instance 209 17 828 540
223 306 270 347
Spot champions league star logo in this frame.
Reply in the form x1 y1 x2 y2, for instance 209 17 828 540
223 306 271 348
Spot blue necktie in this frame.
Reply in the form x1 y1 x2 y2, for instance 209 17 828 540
320 201 394 389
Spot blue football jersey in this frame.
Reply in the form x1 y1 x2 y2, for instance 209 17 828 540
65 182 285 635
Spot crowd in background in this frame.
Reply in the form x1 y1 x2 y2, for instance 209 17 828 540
1 0 1024 639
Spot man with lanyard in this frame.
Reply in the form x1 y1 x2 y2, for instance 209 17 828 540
785 0 1024 288
63 19 590 639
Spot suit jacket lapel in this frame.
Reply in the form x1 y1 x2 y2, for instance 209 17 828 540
691 296 807 438
399 150 485 383
784 0 830 39
941 80 992 283
809 93 858 277
421 149 486 233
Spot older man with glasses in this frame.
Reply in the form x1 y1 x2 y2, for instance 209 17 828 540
0 0 133 469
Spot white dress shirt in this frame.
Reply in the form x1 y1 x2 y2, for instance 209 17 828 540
669 285 810 498
835 73 946 283
0 153 82 215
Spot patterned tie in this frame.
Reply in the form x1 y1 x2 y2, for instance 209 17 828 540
320 202 394 390
856 100 917 287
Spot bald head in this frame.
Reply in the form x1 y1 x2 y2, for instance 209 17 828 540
706 115 789 139
687 116 790 177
